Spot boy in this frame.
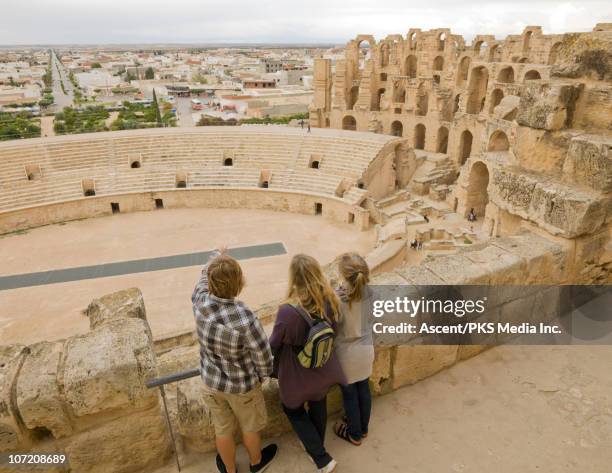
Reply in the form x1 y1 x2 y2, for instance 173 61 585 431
192 246 277 473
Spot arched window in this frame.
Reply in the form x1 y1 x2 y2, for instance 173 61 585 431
311 160 320 169
466 66 488 114
489 89 504 114
459 130 473 165
347 85 359 110
391 121 403 137
466 162 490 218
548 43 561 65
130 160 141 168
342 115 357 131
380 43 390 67
405 55 417 78
437 32 446 51
372 88 385 111
488 130 510 151
416 92 428 116
358 40 372 70
414 124 426 150
456 56 470 86
524 70 541 81
433 56 444 71
497 66 514 83
453 94 461 113
224 158 233 166
436 127 449 153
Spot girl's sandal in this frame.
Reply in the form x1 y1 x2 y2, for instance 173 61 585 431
341 416 368 438
333 421 362 446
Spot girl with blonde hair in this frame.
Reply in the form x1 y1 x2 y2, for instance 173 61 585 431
333 252 374 446
269 254 345 473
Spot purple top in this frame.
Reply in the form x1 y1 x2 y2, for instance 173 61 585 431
269 303 346 409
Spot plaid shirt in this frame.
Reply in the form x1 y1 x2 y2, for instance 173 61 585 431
191 250 273 394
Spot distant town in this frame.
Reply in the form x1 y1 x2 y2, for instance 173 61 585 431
0 45 341 140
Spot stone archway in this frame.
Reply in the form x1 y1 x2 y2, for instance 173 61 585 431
466 66 489 114
466 161 489 217
414 124 426 150
459 130 473 165
391 121 403 137
405 55 418 78
342 115 357 131
488 130 509 151
436 126 449 153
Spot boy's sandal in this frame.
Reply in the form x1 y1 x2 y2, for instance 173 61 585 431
341 416 368 438
333 421 362 446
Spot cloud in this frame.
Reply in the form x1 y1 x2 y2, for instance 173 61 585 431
1 0 610 45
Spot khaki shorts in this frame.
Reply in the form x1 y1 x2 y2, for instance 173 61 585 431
203 384 267 437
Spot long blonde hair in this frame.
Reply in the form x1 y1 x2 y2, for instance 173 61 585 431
338 252 370 306
286 254 339 322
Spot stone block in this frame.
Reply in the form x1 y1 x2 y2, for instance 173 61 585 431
156 345 199 378
563 134 612 193
457 345 489 361
176 376 215 452
86 287 147 330
15 341 72 439
0 345 29 452
370 346 393 395
421 254 491 284
516 82 582 131
61 318 157 418
391 344 458 389
65 406 170 473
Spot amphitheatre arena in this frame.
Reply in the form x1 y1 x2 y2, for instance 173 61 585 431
1 23 611 473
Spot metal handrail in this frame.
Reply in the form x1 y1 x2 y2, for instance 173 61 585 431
146 367 200 388
146 367 201 472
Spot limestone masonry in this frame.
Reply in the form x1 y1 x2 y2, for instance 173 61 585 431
0 23 610 473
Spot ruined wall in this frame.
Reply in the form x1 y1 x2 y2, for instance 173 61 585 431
310 23 611 268
0 288 172 473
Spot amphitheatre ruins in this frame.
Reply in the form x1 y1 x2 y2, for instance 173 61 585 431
0 23 611 473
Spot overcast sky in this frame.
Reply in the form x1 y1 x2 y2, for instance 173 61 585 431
2 0 610 45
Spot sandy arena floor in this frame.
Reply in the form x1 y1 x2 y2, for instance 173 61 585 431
0 208 375 345
154 345 612 473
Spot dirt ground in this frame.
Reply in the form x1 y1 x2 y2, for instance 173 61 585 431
0 208 374 345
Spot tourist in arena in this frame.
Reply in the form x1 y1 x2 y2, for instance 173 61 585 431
332 253 374 446
192 246 278 473
269 254 345 473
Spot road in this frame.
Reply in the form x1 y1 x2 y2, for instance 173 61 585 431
175 97 195 127
50 50 74 109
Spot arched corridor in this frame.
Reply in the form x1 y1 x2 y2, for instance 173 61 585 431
466 161 489 217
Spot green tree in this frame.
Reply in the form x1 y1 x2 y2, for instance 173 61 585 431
145 67 155 80
91 62 102 69
152 89 162 125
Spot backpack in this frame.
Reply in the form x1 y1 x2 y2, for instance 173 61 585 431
293 305 335 369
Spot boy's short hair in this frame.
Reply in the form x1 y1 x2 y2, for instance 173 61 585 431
208 255 245 299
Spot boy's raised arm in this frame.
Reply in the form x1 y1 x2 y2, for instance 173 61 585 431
191 249 221 315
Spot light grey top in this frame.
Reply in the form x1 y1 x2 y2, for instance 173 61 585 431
334 286 375 385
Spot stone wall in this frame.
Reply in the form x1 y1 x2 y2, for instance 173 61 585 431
2 230 608 471
0 187 370 235
0 288 171 473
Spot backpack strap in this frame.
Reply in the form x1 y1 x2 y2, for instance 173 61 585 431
292 304 315 328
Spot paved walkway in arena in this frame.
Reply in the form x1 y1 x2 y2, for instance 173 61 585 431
0 242 286 291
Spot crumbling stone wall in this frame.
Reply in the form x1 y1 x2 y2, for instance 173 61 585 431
311 23 611 257
0 288 171 473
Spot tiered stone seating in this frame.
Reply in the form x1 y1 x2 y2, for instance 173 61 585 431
0 127 396 213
